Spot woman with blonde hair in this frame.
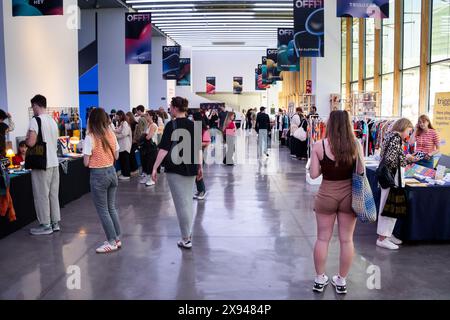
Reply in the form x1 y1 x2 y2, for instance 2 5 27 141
409 114 440 169
376 118 415 250
310 110 364 294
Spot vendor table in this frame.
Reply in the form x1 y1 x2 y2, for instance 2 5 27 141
366 166 450 241
0 158 90 239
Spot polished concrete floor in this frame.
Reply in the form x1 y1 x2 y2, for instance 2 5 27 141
1 132 449 300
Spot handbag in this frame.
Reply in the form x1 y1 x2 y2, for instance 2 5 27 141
25 117 47 170
293 119 307 142
375 134 396 189
351 142 377 223
381 160 408 219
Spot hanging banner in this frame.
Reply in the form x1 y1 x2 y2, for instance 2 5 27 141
294 0 325 58
337 0 389 18
233 77 243 95
206 77 216 94
267 48 283 82
433 92 450 156
162 46 181 80
277 28 300 71
13 0 63 16
176 58 191 86
125 13 152 65
261 57 272 85
257 64 271 90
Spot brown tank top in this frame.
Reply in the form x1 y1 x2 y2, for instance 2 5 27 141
319 140 354 181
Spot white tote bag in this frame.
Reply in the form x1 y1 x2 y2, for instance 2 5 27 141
293 120 307 141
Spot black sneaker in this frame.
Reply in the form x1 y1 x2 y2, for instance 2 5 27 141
177 240 192 249
312 275 329 293
331 275 347 294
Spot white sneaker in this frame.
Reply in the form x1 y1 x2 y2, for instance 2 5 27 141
96 241 118 254
118 175 131 181
376 238 399 250
139 177 148 184
331 275 347 294
177 239 192 249
389 235 403 245
313 274 329 293
145 179 155 187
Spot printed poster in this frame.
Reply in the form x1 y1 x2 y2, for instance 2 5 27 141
162 46 181 80
433 92 450 156
13 0 63 16
206 77 216 94
233 77 243 94
294 0 325 57
177 58 191 86
277 28 300 71
337 0 389 18
125 13 152 64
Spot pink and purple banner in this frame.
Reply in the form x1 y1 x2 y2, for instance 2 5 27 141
125 13 152 65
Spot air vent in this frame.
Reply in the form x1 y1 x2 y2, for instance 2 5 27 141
212 42 246 46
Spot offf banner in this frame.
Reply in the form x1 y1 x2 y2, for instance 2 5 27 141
277 28 300 71
261 57 272 85
13 0 63 16
177 58 191 86
233 77 243 94
267 48 283 82
125 13 152 65
206 77 216 94
294 0 325 57
337 0 389 18
433 92 450 155
162 46 181 80
255 68 270 91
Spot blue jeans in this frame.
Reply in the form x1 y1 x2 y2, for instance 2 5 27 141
258 129 268 157
90 166 121 243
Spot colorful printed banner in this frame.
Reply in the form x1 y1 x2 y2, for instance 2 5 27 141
337 0 389 18
206 77 216 94
162 46 181 80
256 64 271 91
261 57 272 85
434 92 450 156
233 77 243 94
294 0 325 57
125 13 152 65
267 48 283 82
13 0 63 16
176 58 191 86
277 28 300 71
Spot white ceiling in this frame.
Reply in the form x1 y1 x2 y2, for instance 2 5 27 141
125 0 294 47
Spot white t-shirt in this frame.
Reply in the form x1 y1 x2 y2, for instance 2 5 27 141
145 123 159 144
83 134 120 156
29 114 59 168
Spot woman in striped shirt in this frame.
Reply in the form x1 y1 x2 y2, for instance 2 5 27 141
409 115 441 169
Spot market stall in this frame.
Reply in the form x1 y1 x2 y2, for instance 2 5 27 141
0 158 90 239
366 165 450 241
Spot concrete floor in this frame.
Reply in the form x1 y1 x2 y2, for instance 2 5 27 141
1 132 449 300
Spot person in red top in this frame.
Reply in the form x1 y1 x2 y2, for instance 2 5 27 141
13 141 27 166
409 115 440 169
223 112 236 166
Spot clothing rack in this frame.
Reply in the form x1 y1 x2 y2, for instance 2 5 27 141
307 115 326 160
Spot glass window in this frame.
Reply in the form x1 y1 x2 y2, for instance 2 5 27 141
382 0 395 74
429 61 450 116
341 84 347 101
381 73 394 116
352 19 359 82
401 67 420 120
351 81 359 94
365 79 374 92
365 19 375 79
431 0 450 62
403 0 422 69
342 19 347 85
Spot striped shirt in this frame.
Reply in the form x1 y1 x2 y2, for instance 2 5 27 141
415 129 440 154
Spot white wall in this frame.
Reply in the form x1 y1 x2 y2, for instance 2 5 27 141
97 8 130 113
148 36 168 108
0 1 8 110
79 9 96 50
130 65 149 108
312 0 341 117
3 0 79 142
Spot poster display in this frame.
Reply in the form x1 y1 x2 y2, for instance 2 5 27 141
277 28 300 72
13 0 63 16
294 0 325 57
206 77 216 94
176 58 191 86
162 46 181 80
261 57 272 85
256 64 271 90
337 0 389 18
267 48 283 82
233 77 243 94
433 92 450 156
125 13 152 65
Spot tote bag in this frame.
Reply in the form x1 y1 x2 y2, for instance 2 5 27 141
25 117 47 170
381 160 408 219
293 120 307 142
351 143 377 223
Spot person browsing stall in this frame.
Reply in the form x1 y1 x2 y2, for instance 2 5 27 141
409 115 441 169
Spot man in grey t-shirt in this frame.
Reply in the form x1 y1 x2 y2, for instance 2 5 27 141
26 94 61 235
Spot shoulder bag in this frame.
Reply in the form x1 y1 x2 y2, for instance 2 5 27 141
375 135 396 189
351 141 377 223
381 159 408 219
293 119 307 142
25 117 47 170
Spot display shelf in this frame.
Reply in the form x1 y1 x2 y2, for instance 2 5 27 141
352 91 380 117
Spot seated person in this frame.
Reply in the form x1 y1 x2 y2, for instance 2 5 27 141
13 140 27 166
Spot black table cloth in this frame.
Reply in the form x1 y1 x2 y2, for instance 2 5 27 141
0 158 90 239
366 166 450 241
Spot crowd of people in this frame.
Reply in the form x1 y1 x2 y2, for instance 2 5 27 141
3 93 441 294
